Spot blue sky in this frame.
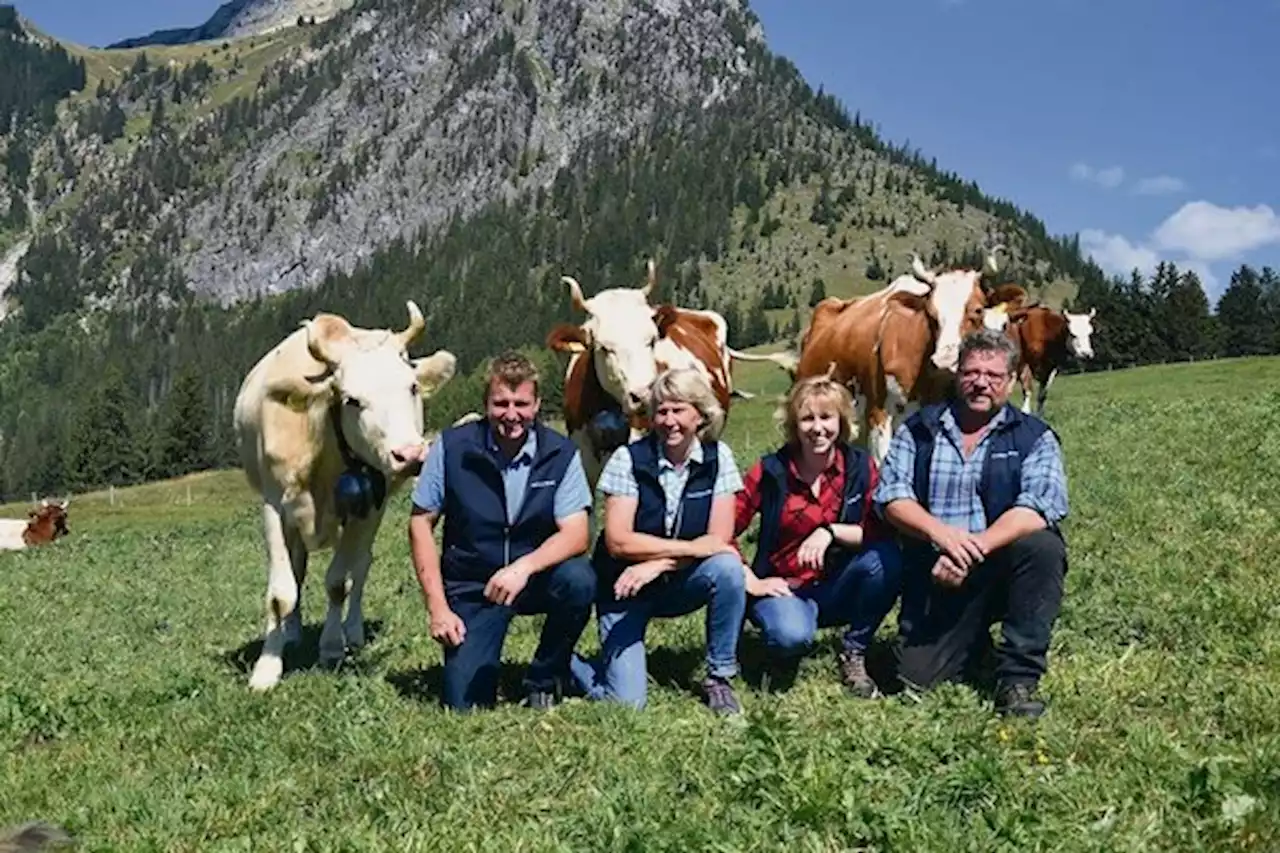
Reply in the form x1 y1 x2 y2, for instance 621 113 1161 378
22 0 1280 298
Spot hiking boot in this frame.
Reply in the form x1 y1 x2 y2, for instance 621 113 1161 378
994 682 1045 718
523 681 562 711
838 649 879 698
702 676 742 716
761 656 801 693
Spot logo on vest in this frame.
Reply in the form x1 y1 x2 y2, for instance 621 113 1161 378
528 479 557 489
684 488 713 500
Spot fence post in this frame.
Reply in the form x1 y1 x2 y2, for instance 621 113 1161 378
109 485 115 506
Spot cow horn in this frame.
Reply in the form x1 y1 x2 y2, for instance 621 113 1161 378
561 276 588 313
640 258 656 298
909 254 937 286
395 300 426 351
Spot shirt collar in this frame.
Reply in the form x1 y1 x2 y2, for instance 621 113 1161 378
786 444 844 482
658 439 703 470
486 423 537 468
941 403 1009 441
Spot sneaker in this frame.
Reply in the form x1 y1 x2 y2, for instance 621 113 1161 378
702 676 742 716
994 682 1045 718
837 649 879 699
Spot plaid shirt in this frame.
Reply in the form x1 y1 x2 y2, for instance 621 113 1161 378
735 450 885 586
873 406 1069 533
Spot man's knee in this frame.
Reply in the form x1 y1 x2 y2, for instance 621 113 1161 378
760 619 814 656
1001 529 1067 575
550 556 597 607
895 641 963 692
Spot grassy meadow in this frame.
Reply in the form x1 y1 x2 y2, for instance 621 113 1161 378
2 357 1278 851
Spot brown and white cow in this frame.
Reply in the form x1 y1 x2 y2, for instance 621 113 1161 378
234 301 457 691
792 252 1002 462
545 260 783 488
0 498 70 552
988 305 1097 413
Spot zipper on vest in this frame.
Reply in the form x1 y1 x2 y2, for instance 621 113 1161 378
504 524 511 568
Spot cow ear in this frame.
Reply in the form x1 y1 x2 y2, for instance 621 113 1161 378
652 305 679 337
413 349 458 398
304 314 354 366
1008 309 1031 326
546 323 590 354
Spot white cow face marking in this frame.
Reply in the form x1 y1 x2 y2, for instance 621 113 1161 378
928 270 987 371
331 337 457 475
579 289 662 413
1066 309 1096 359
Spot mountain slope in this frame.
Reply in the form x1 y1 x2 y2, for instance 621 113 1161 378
106 0 354 49
0 0 1107 500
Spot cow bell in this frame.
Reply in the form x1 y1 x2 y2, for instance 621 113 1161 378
334 467 386 522
587 408 632 456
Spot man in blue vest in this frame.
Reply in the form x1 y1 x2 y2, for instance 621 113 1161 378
409 351 596 711
874 328 1069 718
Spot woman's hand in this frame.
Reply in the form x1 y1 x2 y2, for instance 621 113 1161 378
796 525 835 571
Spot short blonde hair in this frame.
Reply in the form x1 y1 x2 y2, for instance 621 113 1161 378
777 375 857 446
648 367 725 441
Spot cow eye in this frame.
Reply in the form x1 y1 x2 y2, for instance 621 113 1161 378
410 382 420 396
344 396 363 409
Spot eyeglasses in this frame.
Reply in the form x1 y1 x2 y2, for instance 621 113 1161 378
960 369 1009 383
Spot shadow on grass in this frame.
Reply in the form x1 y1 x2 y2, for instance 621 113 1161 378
736 630 908 697
220 619 386 682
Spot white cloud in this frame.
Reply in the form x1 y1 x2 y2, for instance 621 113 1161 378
1132 175 1186 196
1069 162 1125 189
1080 229 1159 276
1151 201 1280 261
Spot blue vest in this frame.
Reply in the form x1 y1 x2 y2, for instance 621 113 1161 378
903 402 1059 565
750 443 872 579
440 420 575 583
592 435 720 600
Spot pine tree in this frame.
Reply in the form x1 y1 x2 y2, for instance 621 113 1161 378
808 278 827 307
63 367 144 491
155 365 211 477
1216 265 1271 357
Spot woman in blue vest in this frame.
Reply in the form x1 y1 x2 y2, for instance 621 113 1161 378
572 367 748 715
735 375 902 697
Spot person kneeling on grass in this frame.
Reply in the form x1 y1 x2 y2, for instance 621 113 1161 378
874 328 1070 718
408 351 596 712
571 367 748 715
734 375 902 697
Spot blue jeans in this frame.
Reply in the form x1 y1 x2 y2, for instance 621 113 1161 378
571 552 747 709
441 556 596 711
748 539 902 657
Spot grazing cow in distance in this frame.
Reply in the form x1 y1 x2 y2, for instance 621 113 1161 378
792 250 1004 462
545 259 785 488
234 301 457 691
0 499 70 552
991 305 1097 413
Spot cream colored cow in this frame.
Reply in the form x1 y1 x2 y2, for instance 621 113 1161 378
234 301 457 691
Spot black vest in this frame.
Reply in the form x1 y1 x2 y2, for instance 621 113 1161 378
749 443 872 579
592 435 720 600
440 420 575 583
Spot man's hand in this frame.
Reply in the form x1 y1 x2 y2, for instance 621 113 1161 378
748 575 794 598
484 560 533 607
614 559 670 599
796 526 835 571
429 607 466 647
685 534 738 559
929 523 988 570
931 554 969 588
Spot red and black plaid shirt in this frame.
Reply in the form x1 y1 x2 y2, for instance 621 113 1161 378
734 450 884 587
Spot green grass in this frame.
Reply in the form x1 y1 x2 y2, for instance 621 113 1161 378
3 358 1279 850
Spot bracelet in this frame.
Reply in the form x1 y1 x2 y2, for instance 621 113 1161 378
820 522 835 539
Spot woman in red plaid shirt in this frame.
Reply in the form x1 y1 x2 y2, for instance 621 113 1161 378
735 375 902 697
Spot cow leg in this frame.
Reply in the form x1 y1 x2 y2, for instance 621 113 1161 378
283 529 307 646
571 429 603 494
249 502 298 692
1019 364 1034 414
318 510 384 667
867 406 894 466
1036 368 1058 415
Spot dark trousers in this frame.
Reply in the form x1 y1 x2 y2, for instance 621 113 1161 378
442 556 595 710
895 529 1066 691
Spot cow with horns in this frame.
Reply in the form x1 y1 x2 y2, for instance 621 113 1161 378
984 303 1098 413
0 498 70 552
790 248 1010 463
545 259 788 488
234 301 458 691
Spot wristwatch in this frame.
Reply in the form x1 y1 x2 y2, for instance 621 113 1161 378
820 522 835 540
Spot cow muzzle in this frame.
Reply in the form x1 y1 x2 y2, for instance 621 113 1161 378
389 442 426 474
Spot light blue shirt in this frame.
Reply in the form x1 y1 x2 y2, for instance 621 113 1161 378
597 440 743 536
411 427 592 523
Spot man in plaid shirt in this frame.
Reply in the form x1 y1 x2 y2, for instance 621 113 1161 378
874 328 1069 718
